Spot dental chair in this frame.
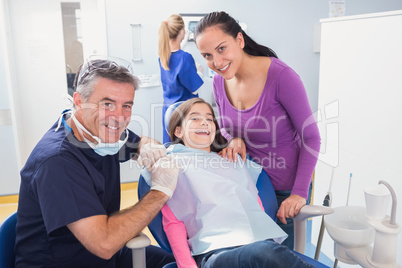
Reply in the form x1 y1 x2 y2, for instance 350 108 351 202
0 211 17 268
125 101 334 268
132 167 332 268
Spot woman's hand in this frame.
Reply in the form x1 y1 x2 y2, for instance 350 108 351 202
218 137 247 162
276 194 306 224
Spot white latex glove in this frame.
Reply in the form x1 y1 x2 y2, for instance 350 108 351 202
138 143 167 171
150 155 180 198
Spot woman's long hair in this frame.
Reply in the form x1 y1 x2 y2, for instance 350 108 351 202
158 14 185 70
195 11 278 58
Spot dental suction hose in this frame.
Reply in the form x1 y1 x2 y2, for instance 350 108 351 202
378 180 397 226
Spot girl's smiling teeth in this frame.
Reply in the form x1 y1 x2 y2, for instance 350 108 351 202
195 130 210 135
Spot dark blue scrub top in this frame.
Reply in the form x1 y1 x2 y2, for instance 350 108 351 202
15 113 141 267
159 50 203 143
159 49 203 107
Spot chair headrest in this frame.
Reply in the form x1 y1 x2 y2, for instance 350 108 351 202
164 101 185 134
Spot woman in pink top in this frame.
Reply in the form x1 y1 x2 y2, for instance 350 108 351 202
194 11 321 249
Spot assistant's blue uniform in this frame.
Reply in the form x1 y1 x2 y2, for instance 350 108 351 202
159 50 203 143
15 113 173 267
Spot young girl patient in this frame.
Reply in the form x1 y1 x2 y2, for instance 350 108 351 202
142 98 313 268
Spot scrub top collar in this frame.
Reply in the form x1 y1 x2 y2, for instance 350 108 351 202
55 109 100 156
55 109 130 159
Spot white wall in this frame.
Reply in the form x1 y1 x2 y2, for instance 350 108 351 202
0 0 20 195
314 11 402 266
0 0 107 195
105 0 402 184
103 0 402 140
7 0 68 166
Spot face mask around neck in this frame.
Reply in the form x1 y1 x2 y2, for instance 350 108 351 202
71 113 129 156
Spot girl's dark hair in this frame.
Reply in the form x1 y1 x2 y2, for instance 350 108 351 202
168 98 227 153
195 11 278 58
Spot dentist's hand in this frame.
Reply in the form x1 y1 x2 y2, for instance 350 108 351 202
138 143 167 171
219 137 247 163
150 155 180 198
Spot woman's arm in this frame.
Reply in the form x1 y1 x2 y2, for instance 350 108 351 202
161 204 197 268
278 68 321 199
276 67 321 223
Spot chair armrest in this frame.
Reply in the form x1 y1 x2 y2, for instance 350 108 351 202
126 232 151 268
295 205 334 222
126 232 151 249
293 205 334 254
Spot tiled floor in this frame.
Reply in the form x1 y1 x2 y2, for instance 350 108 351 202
0 183 157 245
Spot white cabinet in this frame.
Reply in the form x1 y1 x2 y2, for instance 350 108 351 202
313 11 402 266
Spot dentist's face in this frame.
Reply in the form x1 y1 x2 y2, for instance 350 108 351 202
196 26 245 80
174 103 216 152
74 77 135 143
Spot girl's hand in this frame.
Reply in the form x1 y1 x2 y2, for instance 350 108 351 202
276 194 306 224
218 137 246 162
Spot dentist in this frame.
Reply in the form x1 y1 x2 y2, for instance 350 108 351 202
14 58 178 268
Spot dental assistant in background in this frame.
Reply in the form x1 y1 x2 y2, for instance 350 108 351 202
145 98 313 268
195 11 321 250
158 14 204 143
15 58 178 268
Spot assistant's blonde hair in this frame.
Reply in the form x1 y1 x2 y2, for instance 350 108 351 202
158 14 185 70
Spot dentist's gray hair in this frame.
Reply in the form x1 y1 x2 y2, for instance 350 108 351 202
74 59 140 103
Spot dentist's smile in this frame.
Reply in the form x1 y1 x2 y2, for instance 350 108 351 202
105 125 119 130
